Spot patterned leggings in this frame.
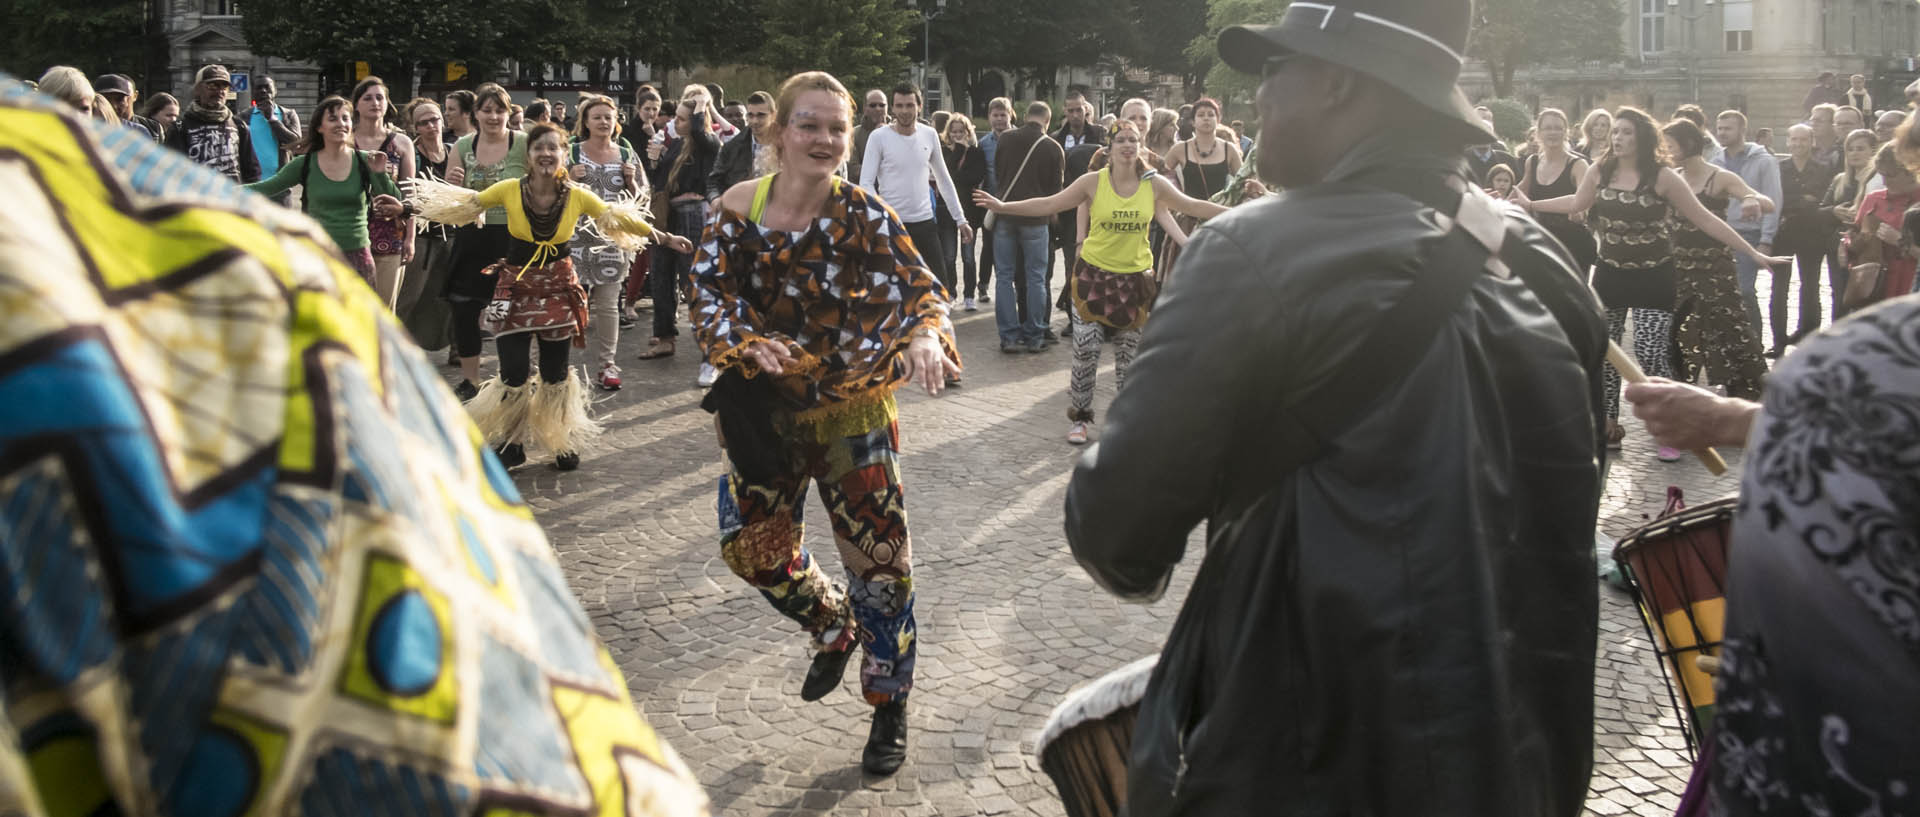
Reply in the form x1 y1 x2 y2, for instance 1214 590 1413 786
1604 307 1674 420
1068 316 1142 422
716 417 915 706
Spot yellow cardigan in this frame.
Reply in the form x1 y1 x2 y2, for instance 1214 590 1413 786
474 178 652 272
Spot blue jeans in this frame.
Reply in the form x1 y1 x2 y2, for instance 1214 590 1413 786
1732 227 1766 335
994 221 1050 344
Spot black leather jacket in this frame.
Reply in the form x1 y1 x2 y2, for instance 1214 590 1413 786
1065 132 1607 817
708 130 760 199
649 108 721 200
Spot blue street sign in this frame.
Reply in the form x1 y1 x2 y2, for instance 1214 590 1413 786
231 72 250 93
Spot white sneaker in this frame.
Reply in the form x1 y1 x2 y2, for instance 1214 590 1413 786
964 297 978 312
696 362 719 388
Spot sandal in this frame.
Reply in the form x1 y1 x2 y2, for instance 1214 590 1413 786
637 339 675 360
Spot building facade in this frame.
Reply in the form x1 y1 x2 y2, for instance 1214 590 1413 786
157 0 323 110
1462 0 1920 137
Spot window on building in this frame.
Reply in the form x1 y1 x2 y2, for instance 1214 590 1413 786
204 0 239 14
1641 0 1666 55
1723 0 1753 51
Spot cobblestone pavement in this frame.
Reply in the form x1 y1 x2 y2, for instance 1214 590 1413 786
483 264 1820 816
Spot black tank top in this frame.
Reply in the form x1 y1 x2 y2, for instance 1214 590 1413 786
1180 142 1229 200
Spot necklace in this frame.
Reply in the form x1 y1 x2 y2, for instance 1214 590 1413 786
1194 136 1216 160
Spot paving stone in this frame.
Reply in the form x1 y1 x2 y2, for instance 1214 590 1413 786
479 276 1761 815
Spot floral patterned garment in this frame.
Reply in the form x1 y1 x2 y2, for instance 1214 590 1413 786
691 178 957 426
1709 294 1920 817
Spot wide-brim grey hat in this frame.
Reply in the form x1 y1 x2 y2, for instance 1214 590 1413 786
1218 0 1497 144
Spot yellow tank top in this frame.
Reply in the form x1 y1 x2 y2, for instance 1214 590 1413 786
1078 168 1156 273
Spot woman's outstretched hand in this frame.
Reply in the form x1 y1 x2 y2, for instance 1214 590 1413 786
903 335 960 396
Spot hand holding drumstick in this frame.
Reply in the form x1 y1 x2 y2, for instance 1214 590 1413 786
1615 345 1748 475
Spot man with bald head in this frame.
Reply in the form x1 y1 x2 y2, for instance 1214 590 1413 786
1875 109 1905 145
848 89 890 184
1773 122 1835 351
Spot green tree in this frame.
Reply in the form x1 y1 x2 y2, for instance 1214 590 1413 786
757 0 916 94
1183 0 1289 105
1470 0 1623 99
240 0 529 97
2 0 144 84
1131 0 1211 89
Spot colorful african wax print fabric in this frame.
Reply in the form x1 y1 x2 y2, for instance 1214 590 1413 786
487 257 590 346
0 80 707 817
690 177 957 434
715 411 915 706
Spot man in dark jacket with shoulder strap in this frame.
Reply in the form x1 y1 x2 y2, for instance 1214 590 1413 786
1063 1 1607 815
989 101 1064 353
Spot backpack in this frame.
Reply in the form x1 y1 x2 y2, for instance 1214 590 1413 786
569 141 634 167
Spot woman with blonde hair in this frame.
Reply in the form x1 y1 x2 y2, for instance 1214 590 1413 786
1519 108 1595 276
90 93 119 125
35 66 93 116
567 94 644 389
1574 108 1611 158
1820 128 1879 319
693 70 960 778
1144 108 1179 173
941 113 987 309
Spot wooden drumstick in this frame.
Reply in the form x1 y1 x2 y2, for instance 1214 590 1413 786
1607 341 1730 476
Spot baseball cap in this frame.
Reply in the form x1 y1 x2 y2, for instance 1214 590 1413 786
195 65 232 86
96 74 135 98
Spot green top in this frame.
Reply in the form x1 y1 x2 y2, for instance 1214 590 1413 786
247 151 400 252
455 131 528 224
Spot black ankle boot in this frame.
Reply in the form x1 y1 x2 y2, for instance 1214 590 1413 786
554 451 580 471
800 645 853 702
494 443 526 469
862 700 908 776
454 380 479 402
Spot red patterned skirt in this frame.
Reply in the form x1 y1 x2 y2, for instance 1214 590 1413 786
485 258 590 347
1070 257 1159 331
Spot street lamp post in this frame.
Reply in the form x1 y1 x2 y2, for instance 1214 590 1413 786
921 0 947 104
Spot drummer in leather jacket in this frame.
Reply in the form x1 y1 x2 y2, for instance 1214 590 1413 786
1063 2 1609 815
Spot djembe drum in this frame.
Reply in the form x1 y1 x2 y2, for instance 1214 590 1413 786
1612 493 1736 751
1035 655 1158 817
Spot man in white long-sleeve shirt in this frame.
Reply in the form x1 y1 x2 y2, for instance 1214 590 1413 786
860 81 972 294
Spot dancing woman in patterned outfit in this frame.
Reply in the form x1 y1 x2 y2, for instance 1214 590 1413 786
974 120 1225 444
1662 119 1772 403
692 71 961 777
414 123 694 470
1514 107 1780 458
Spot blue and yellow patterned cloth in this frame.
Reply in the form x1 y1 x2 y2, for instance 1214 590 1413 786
0 79 708 817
